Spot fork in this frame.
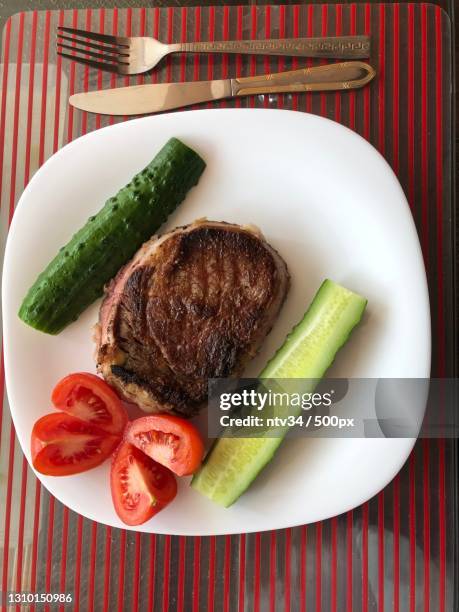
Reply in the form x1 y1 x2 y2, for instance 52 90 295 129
56 27 371 76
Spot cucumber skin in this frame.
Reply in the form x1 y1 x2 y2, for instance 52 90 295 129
191 280 367 507
18 138 206 335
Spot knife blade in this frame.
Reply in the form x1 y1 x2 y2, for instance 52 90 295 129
69 61 375 116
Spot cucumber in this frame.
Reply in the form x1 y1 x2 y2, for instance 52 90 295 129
19 138 206 334
191 279 367 507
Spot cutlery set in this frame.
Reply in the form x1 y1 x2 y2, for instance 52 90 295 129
57 26 375 116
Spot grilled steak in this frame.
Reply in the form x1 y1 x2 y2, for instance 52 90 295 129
94 220 290 415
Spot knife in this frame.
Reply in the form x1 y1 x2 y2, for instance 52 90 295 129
70 61 376 116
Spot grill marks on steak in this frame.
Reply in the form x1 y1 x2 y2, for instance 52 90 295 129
95 221 289 415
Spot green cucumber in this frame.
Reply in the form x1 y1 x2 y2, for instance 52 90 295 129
19 137 206 334
191 279 367 507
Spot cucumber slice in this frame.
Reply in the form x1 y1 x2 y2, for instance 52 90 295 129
19 137 206 335
191 279 367 507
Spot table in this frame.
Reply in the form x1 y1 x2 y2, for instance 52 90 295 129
0 3 456 611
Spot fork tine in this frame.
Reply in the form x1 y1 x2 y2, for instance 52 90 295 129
57 51 123 74
57 26 130 47
57 33 126 55
57 41 129 60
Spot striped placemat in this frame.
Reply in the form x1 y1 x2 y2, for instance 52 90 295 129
0 5 455 611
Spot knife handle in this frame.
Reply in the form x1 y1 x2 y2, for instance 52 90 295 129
231 62 375 96
177 36 370 60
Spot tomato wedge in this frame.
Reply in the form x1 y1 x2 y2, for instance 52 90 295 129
51 372 128 435
31 413 120 476
125 415 205 476
110 441 177 526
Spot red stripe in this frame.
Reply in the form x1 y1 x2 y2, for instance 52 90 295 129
180 7 187 84
95 8 105 131
117 529 127 608
434 8 445 377
393 475 400 612
148 535 156 612
108 7 118 126
14 13 34 604
363 4 371 140
30 481 41 610
362 503 369 612
264 6 271 109
138 7 146 86
66 9 78 142
223 536 231 612
44 497 55 612
222 6 229 81
420 4 429 260
207 536 216 612
0 17 11 202
284 528 291 612
409 452 416 612
8 10 25 219
277 5 285 109
253 533 261 612
24 10 38 182
438 441 446 612
316 522 322 612
2 12 24 598
81 8 92 135
306 5 313 113
348 4 357 128
235 7 243 108
166 8 173 84
38 11 51 166
378 492 385 611
423 439 430 612
292 5 299 111
249 6 257 108
162 535 171 612
392 4 400 174
334 5 342 122
58 508 69 612
378 5 385 155
407 4 415 207
269 531 276 612
346 511 353 612
207 6 215 108
132 532 141 612
238 533 246 612
435 8 446 605
320 6 328 117
300 526 307 612
122 7 132 122
103 527 112 612
88 522 98 612
73 517 83 611
192 536 201 612
331 518 337 612
177 537 186 612
2 427 16 598
193 7 201 83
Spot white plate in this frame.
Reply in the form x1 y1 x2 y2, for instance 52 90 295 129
2 109 430 535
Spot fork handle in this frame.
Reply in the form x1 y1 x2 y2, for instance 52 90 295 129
175 36 370 60
230 62 376 96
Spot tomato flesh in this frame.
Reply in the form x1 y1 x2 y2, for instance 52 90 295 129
31 413 119 476
125 415 205 476
52 372 127 435
110 441 177 526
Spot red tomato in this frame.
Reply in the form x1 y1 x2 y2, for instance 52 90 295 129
51 372 128 435
125 415 205 476
110 441 177 526
31 413 120 476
